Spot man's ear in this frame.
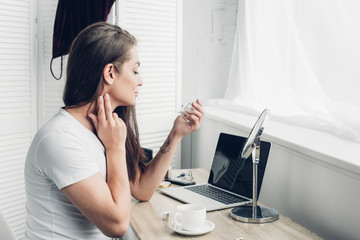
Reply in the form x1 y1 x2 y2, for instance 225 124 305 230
103 63 115 85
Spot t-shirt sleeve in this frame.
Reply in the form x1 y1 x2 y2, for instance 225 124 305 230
35 129 100 189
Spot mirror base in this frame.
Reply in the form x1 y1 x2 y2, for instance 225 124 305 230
230 205 279 223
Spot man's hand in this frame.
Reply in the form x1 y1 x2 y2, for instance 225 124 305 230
88 93 127 151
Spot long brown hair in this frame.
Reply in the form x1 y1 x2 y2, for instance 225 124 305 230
63 22 146 182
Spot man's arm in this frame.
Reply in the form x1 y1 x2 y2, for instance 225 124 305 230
63 94 131 238
130 100 204 201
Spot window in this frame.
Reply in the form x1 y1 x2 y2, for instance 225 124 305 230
210 0 360 142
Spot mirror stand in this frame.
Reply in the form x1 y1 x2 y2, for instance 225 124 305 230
230 132 279 223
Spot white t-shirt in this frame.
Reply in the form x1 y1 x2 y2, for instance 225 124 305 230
24 108 111 240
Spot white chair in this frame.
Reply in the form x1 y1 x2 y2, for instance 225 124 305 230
0 211 17 240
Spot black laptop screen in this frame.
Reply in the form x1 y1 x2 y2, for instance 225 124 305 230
208 133 271 200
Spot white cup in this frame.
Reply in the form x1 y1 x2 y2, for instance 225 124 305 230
173 204 206 231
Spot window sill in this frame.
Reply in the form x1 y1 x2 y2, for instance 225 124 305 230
205 106 360 179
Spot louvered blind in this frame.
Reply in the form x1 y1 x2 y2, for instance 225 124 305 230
119 0 179 115
37 0 65 125
38 0 118 125
0 0 36 239
0 1 31 116
0 132 31 239
117 0 182 168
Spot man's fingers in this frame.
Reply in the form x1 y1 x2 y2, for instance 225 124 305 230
112 113 120 122
187 100 204 121
104 93 113 122
97 96 106 123
193 99 204 115
188 110 202 121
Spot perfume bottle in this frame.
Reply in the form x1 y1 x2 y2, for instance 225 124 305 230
180 102 194 121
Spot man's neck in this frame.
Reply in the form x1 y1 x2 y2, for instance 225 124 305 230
65 104 95 133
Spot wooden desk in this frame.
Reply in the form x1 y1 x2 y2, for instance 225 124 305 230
130 169 322 240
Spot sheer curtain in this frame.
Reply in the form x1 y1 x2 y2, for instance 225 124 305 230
208 0 360 142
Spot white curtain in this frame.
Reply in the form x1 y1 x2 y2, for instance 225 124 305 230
208 0 360 142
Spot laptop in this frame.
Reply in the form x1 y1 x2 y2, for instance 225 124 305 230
160 132 271 211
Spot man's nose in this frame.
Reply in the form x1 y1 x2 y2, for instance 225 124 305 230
137 76 143 86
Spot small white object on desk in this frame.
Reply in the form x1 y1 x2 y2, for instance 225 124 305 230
158 181 171 188
168 220 215 236
167 203 215 236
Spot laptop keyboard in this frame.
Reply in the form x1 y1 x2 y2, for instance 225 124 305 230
185 185 248 205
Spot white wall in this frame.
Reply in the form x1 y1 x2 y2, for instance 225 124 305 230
182 0 237 103
192 111 360 240
181 0 237 167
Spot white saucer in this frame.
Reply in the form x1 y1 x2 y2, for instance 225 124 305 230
168 220 215 236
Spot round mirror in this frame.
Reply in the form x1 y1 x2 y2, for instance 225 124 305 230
241 109 270 159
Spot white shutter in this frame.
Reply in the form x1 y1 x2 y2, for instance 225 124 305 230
0 0 36 239
37 0 66 126
117 0 182 168
37 0 115 125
